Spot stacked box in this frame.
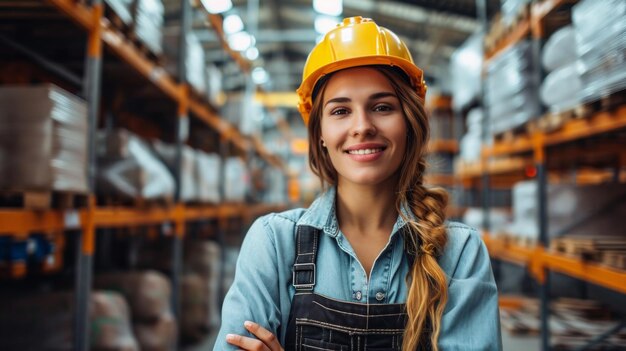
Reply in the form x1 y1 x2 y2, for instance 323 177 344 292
162 31 206 94
223 157 249 202
152 140 197 202
135 0 164 55
0 291 139 351
97 129 175 202
450 31 483 112
540 25 582 113
509 181 626 241
573 0 626 102
0 85 88 192
196 151 221 204
485 41 541 134
95 271 175 351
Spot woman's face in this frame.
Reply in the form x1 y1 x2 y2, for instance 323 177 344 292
320 66 407 188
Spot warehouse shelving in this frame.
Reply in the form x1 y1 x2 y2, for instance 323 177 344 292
0 1 290 350
483 235 626 295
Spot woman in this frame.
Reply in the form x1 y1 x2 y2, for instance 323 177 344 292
215 17 501 351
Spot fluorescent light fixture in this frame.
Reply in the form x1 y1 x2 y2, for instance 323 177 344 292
200 0 232 14
313 0 342 16
228 31 253 51
223 14 244 34
252 67 269 84
245 47 259 60
314 16 338 34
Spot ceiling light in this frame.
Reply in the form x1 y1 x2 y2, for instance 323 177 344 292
223 14 244 34
228 31 253 51
313 0 342 16
200 0 232 14
314 16 338 34
245 47 259 60
252 67 269 84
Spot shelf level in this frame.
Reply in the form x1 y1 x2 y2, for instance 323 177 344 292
428 139 459 154
482 235 626 295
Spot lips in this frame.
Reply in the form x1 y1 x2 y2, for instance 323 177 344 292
343 143 386 161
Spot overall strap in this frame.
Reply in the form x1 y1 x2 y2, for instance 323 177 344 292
292 225 321 292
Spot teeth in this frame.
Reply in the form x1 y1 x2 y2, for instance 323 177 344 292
348 148 382 155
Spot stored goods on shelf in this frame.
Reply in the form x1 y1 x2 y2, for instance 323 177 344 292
224 157 249 202
500 0 531 28
180 273 210 343
485 40 540 135
206 64 224 106
449 32 483 112
463 207 512 235
163 31 206 94
97 130 175 203
0 234 61 277
135 0 164 55
541 25 577 72
132 311 177 351
152 140 197 202
105 0 135 26
0 291 139 351
0 85 88 193
196 151 221 204
508 181 626 242
540 61 582 113
459 108 491 162
94 270 172 323
573 0 626 102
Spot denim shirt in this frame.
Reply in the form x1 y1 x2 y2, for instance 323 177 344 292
214 187 502 350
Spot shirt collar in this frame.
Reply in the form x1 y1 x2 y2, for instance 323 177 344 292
296 186 416 238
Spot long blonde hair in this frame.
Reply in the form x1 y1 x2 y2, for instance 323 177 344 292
307 66 449 351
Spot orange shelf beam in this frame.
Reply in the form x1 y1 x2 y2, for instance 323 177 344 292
46 0 96 31
428 139 459 154
531 0 579 38
0 210 66 238
424 174 457 186
93 206 176 227
485 19 531 64
542 252 626 294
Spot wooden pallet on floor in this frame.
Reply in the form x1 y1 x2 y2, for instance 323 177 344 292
0 190 89 210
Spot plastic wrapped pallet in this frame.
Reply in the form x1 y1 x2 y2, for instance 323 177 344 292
484 40 540 134
573 0 626 102
152 140 197 202
97 129 175 202
509 181 626 241
180 273 210 343
205 64 223 107
450 31 483 112
542 25 577 71
195 151 221 204
0 84 88 192
105 0 134 25
223 157 249 202
135 0 164 55
133 312 177 351
540 61 583 112
0 291 139 351
95 270 172 323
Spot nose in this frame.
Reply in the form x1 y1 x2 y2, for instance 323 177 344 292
350 108 376 137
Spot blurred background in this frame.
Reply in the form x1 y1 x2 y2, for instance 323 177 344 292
0 0 624 350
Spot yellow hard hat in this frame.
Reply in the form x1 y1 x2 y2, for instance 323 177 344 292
297 16 427 124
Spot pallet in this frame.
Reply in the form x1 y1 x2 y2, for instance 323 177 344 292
0 190 89 210
494 125 528 144
551 236 626 265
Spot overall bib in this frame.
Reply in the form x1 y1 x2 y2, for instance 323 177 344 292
284 225 430 351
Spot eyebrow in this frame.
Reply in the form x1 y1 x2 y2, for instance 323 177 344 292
324 91 397 107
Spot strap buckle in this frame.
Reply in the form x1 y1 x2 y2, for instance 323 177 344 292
292 263 316 290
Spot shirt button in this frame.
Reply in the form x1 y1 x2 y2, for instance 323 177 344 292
355 291 362 301
376 292 385 301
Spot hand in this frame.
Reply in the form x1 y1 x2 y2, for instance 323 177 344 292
226 321 284 351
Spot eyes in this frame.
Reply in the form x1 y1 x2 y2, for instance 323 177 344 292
329 103 396 116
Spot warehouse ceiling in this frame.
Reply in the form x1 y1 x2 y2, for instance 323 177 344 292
192 0 500 93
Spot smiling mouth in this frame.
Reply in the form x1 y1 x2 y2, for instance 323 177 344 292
345 148 385 155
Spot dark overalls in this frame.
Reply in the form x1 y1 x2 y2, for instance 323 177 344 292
284 225 431 351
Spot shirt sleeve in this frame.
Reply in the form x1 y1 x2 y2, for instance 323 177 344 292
213 216 283 350
439 228 503 351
